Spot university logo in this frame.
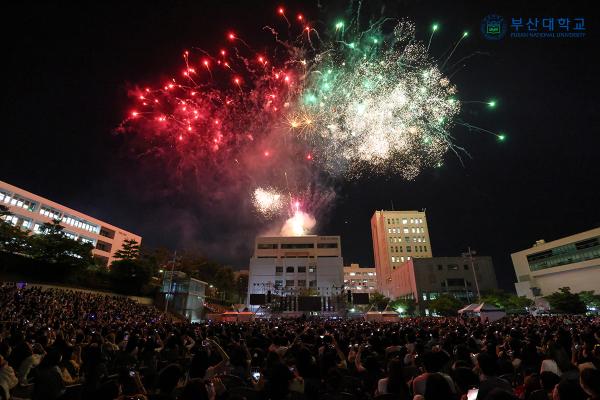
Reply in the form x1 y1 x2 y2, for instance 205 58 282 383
481 14 507 40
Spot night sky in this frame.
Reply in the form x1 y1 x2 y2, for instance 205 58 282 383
2 1 598 291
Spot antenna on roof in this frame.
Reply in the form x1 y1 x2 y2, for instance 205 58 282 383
390 200 395 211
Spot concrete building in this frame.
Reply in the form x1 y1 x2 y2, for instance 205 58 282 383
0 180 141 266
371 210 433 297
390 256 498 314
512 227 600 298
343 264 376 293
247 235 344 308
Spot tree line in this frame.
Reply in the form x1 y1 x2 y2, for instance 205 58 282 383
0 205 246 300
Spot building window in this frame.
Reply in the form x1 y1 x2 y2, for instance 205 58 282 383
447 264 459 271
406 246 411 252
95 240 112 253
424 246 428 252
401 256 405 262
285 280 294 287
298 266 306 273
317 243 338 248
286 266 294 273
274 280 283 288
388 228 392 234
297 280 306 287
99 227 115 239
309 280 317 287
308 266 316 273
281 243 314 249
258 243 278 249
447 278 465 286
275 266 283 275
402 218 407 224
403 228 409 233
463 264 469 270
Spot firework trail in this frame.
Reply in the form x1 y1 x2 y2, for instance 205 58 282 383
120 4 500 235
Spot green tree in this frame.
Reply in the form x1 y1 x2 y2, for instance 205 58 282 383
577 291 600 311
0 205 30 254
545 287 586 314
28 220 93 267
481 289 533 311
110 258 153 294
369 291 390 311
389 298 417 315
428 294 464 317
508 295 534 310
113 239 141 261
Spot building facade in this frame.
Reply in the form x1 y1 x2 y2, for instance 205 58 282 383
343 264 376 293
371 210 433 297
247 235 344 308
511 227 600 298
390 256 498 313
0 180 141 266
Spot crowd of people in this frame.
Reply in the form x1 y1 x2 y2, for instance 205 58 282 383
1 282 599 400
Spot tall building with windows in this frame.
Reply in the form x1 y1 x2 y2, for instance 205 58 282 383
371 210 433 297
343 264 376 293
247 235 344 307
512 227 600 298
0 180 141 266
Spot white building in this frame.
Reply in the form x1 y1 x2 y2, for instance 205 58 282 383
371 210 433 297
247 235 344 307
344 264 376 293
1 180 141 266
512 227 600 298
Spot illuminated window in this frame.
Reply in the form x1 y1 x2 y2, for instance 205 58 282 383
402 218 407 224
403 228 409 233
401 256 405 262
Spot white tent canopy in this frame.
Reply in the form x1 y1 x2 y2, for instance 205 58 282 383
459 303 506 322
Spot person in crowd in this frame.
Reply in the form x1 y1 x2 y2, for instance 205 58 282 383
475 352 513 400
0 355 18 400
580 368 600 400
0 282 599 400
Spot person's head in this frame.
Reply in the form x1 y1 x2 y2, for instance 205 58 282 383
158 364 183 394
39 349 62 368
421 350 447 373
423 372 453 399
452 367 479 395
118 368 141 395
580 368 600 398
553 378 586 400
386 358 408 396
476 352 497 377
540 371 560 393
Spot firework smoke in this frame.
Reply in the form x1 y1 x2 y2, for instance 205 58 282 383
119 4 498 249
